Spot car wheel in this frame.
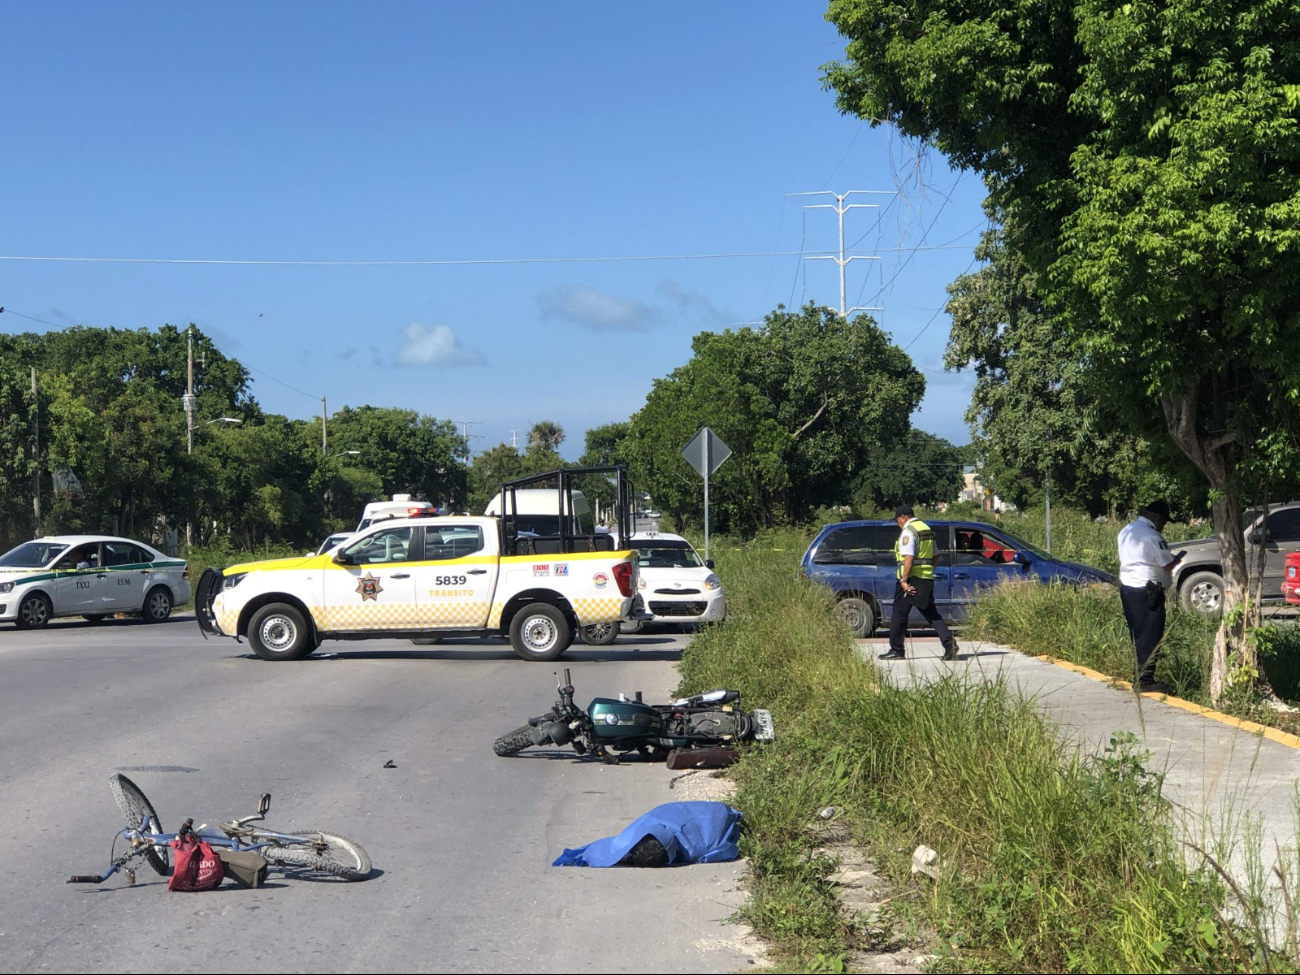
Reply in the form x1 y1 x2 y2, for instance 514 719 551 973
1179 571 1224 615
837 596 875 638
142 586 173 623
15 592 52 630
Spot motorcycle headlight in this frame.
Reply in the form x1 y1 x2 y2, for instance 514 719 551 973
222 573 247 590
704 573 722 591
0 581 13 593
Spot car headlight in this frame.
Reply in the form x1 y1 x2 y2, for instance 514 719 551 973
637 576 646 590
222 573 247 590
0 581 13 593
704 573 722 591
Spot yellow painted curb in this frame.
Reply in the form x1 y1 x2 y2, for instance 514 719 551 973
1034 653 1300 752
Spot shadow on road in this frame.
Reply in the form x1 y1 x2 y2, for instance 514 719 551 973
228 643 685 664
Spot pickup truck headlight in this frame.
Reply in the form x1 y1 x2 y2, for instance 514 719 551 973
0 581 13 594
704 573 722 591
222 573 247 590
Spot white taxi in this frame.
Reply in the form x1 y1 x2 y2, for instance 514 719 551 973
625 532 725 630
0 535 191 629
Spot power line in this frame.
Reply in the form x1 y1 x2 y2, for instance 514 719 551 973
242 363 319 401
0 308 75 329
0 244 979 268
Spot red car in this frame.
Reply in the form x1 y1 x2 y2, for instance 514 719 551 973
1284 551 1300 603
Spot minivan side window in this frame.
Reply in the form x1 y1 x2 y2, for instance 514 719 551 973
813 526 894 565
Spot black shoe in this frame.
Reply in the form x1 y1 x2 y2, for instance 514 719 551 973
1138 679 1170 695
878 649 906 660
942 641 959 661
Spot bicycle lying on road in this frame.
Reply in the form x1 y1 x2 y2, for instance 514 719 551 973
69 773 371 886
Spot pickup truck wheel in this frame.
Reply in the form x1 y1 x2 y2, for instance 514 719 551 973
248 603 312 661
510 603 571 662
1179 572 1224 615
581 621 620 646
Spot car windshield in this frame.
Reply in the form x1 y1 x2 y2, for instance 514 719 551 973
0 541 68 567
995 530 1053 560
635 543 703 569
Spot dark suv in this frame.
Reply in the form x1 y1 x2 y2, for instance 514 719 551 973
800 520 1115 637
1169 502 1300 614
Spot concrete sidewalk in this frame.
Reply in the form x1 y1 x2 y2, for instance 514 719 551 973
862 631 1300 898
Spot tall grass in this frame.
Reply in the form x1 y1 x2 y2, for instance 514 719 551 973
682 533 1283 972
965 581 1300 711
177 538 304 607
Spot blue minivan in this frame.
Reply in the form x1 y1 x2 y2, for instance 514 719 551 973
800 520 1115 637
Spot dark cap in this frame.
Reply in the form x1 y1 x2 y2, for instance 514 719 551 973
1142 500 1171 521
893 504 915 519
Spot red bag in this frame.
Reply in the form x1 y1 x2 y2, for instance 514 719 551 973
169 833 225 891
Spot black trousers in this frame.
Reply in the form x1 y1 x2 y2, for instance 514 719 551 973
1120 583 1166 684
888 578 955 654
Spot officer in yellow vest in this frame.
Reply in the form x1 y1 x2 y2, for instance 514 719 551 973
879 505 959 661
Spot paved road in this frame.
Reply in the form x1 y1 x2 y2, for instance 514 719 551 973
0 616 752 974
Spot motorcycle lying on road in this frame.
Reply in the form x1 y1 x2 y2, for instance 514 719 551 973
494 668 774 765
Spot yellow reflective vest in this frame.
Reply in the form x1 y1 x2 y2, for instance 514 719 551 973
895 518 937 580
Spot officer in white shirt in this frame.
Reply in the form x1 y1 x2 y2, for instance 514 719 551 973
1117 500 1184 693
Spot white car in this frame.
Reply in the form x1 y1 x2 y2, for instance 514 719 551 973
316 532 355 556
0 535 191 629
626 532 725 629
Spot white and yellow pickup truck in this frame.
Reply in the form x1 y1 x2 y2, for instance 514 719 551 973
195 515 637 662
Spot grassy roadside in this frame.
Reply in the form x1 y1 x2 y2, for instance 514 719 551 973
680 532 1286 973
964 582 1300 730
176 539 304 608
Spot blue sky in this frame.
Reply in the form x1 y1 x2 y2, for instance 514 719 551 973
1 2 988 457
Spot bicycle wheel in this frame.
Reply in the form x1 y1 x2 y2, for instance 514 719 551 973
261 830 371 881
107 773 169 876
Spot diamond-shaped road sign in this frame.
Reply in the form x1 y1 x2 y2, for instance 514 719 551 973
681 427 732 478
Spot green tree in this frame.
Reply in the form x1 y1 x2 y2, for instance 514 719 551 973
944 224 1202 516
824 0 1300 700
467 443 527 513
576 422 631 512
623 304 924 533
322 406 466 509
0 362 37 549
528 420 565 453
854 430 964 511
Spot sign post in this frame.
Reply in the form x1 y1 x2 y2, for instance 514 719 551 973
680 427 732 563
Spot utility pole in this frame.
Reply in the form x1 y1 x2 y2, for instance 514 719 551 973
31 367 40 535
791 190 891 317
184 327 196 455
1045 471 1052 554
510 429 519 450
453 420 480 461
184 327 196 546
321 395 328 455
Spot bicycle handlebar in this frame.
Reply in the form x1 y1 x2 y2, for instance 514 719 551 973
67 875 105 884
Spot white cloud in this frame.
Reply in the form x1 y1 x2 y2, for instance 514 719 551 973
656 280 731 326
393 323 486 367
536 286 664 332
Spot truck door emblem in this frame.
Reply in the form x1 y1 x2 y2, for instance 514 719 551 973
356 572 384 601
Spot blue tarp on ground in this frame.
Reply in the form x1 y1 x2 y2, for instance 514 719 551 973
553 801 743 867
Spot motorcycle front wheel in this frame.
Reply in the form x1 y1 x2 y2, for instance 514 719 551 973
493 725 535 756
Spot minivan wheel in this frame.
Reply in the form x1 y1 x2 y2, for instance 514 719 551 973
838 596 876 638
